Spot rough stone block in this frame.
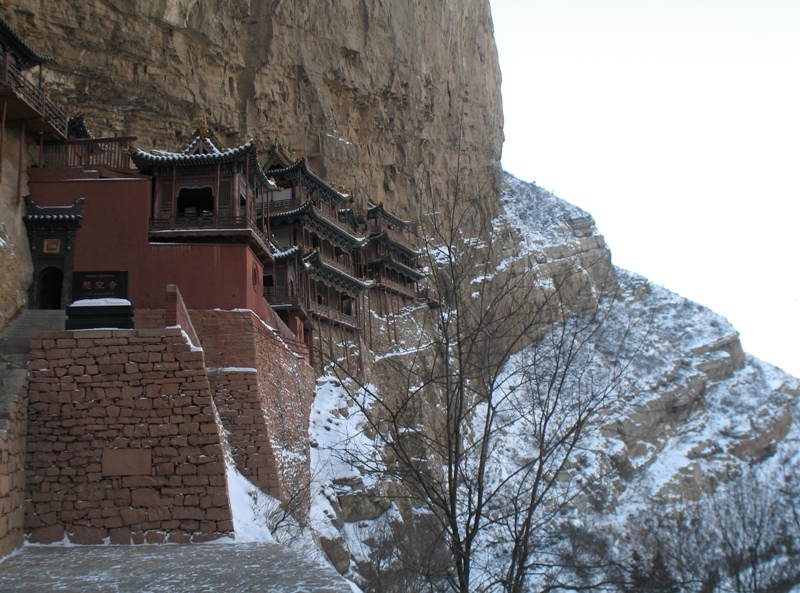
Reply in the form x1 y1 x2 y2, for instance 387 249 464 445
27 524 65 544
101 448 152 478
69 525 107 544
109 527 132 544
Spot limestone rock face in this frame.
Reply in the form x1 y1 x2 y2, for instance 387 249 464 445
3 0 502 220
0 130 34 328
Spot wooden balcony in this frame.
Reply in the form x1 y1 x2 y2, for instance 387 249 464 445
309 301 359 330
272 198 358 236
42 137 136 170
264 288 308 317
368 219 417 251
0 57 67 140
317 252 357 278
149 214 272 263
376 277 419 300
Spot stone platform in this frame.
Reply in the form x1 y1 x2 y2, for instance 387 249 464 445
0 543 354 592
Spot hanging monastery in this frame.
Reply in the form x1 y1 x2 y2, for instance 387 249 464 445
0 15 428 553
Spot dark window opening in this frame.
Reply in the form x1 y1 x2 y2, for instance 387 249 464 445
38 267 63 310
178 186 214 217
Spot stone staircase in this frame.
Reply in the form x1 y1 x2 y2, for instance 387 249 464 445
0 310 66 426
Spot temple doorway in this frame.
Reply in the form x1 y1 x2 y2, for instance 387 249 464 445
38 267 64 309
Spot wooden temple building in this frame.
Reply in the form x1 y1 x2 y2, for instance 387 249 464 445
129 123 275 265
0 13 68 145
363 203 424 315
265 148 373 339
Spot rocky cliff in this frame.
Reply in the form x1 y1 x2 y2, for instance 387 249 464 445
4 0 502 215
0 0 501 325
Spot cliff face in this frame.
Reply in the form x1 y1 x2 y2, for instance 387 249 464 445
4 0 502 218
0 0 501 324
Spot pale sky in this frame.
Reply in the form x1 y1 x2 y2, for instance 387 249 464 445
489 0 800 377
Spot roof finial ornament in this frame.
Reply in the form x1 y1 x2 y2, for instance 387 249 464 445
199 116 209 137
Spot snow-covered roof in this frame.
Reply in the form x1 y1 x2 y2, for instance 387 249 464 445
368 232 421 257
304 250 374 292
367 202 410 227
267 157 352 205
270 201 368 247
129 126 278 190
367 253 424 280
272 244 302 260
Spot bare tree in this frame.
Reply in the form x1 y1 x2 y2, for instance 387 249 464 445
601 463 800 593
323 184 638 592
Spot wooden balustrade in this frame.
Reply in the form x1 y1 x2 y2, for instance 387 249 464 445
309 301 359 329
1 56 68 139
42 137 136 169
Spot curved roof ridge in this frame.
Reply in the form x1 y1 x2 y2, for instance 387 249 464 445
0 12 54 69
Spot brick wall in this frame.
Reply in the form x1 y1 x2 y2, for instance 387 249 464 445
133 309 166 330
25 328 233 544
192 310 315 513
0 380 27 556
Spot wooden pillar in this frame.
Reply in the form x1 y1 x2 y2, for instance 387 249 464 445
171 165 177 221
17 123 25 203
0 99 6 178
215 162 221 225
245 157 250 223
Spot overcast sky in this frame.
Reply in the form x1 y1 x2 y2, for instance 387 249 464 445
489 0 800 377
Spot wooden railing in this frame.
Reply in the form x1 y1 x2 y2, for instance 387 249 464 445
314 202 357 234
309 301 359 329
271 197 302 211
317 252 357 278
1 57 68 137
377 277 419 299
417 286 440 308
42 137 136 169
264 289 307 312
369 220 416 251
272 198 359 236
150 215 254 232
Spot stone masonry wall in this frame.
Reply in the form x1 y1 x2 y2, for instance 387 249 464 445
0 381 27 556
25 328 233 544
192 310 315 513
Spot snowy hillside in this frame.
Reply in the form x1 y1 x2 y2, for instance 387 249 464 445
306 172 800 590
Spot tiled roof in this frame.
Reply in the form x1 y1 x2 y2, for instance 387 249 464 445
0 12 54 69
273 245 302 260
67 115 95 140
367 253 424 279
268 158 352 203
24 213 82 221
303 251 374 291
270 201 368 247
130 128 278 190
367 202 410 227
368 232 421 257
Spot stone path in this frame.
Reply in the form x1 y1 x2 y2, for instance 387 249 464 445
0 543 354 592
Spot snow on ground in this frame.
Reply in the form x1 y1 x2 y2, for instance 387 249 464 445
498 171 590 249
304 171 800 586
224 459 276 543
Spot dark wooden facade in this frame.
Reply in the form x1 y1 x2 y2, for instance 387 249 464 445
130 126 276 264
266 153 372 332
364 203 424 304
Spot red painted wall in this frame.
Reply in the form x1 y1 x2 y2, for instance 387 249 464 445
28 175 269 320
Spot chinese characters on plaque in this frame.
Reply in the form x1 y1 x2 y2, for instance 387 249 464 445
72 271 129 301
